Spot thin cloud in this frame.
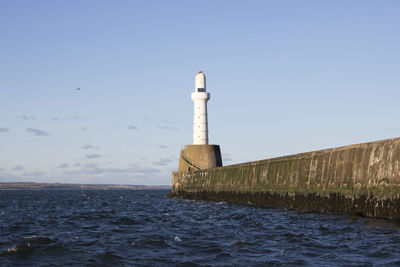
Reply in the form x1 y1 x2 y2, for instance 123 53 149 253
57 163 69 169
223 157 233 162
130 157 147 165
81 144 99 150
69 162 162 177
23 171 44 177
223 153 233 162
85 154 102 159
158 125 179 130
13 165 23 171
51 116 90 122
84 163 98 169
152 158 173 166
21 115 35 120
78 165 161 176
0 127 10 133
127 125 138 130
26 128 49 136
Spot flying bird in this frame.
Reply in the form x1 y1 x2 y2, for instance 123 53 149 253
76 88 80 90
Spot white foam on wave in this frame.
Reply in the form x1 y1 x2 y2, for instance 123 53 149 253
7 242 30 253
7 245 18 252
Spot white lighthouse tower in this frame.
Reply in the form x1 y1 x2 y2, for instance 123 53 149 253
175 71 222 173
191 72 210 145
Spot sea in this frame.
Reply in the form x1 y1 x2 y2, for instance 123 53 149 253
0 189 400 266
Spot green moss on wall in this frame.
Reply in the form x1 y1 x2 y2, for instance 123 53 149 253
172 138 400 219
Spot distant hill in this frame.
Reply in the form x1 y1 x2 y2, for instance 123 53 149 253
0 182 171 190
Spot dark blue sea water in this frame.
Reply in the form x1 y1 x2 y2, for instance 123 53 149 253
1 189 400 266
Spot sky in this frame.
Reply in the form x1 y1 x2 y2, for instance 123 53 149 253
0 0 399 185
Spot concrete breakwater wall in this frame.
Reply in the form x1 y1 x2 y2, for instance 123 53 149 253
171 138 400 220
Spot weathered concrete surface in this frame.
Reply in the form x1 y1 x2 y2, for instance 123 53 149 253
177 145 222 172
171 138 400 220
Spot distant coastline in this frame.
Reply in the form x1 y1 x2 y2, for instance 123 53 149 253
0 182 171 190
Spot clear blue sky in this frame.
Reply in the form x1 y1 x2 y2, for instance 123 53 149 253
1 0 399 185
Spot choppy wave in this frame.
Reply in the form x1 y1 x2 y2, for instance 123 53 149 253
1 189 400 266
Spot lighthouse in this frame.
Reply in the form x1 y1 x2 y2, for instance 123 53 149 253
174 72 223 173
191 72 210 145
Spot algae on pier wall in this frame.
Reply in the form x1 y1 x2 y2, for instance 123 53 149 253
172 138 400 220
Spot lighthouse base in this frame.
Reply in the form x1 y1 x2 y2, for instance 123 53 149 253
177 145 222 172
